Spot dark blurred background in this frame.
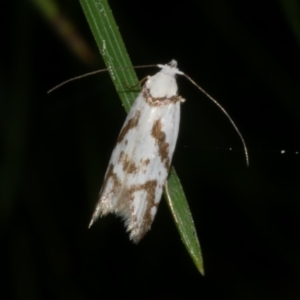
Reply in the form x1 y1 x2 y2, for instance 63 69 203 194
2 0 300 299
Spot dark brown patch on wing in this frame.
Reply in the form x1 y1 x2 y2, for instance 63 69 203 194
139 158 151 173
123 158 138 174
117 151 139 175
127 161 138 174
142 158 150 166
151 119 170 170
117 110 141 144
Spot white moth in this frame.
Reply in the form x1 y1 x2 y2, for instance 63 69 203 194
89 60 183 243
88 60 248 243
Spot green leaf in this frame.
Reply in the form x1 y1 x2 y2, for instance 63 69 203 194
165 168 204 275
79 0 139 112
79 0 204 275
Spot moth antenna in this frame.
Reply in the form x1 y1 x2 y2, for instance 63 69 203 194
183 73 249 167
47 64 158 94
47 68 112 94
132 64 157 69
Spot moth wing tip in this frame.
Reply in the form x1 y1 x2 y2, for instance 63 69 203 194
129 232 142 244
128 224 150 244
88 208 101 228
88 219 94 229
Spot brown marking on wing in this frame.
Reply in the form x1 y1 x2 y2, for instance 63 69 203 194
117 151 125 164
151 119 170 170
115 179 159 243
117 151 139 175
117 150 151 176
142 158 150 166
140 158 151 173
90 163 122 222
123 157 138 174
129 180 158 243
117 110 141 144
142 86 182 106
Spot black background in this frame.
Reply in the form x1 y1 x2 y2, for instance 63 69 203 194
2 0 300 299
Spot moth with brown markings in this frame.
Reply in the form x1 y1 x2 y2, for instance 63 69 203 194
88 60 249 243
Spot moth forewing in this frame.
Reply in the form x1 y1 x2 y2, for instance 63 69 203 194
89 60 183 243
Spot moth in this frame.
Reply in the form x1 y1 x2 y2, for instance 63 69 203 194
89 60 183 243
88 60 248 243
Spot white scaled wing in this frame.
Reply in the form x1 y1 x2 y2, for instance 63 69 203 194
89 60 183 243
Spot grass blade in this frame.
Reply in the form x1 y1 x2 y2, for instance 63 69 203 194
79 0 139 112
79 0 204 274
165 168 204 275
